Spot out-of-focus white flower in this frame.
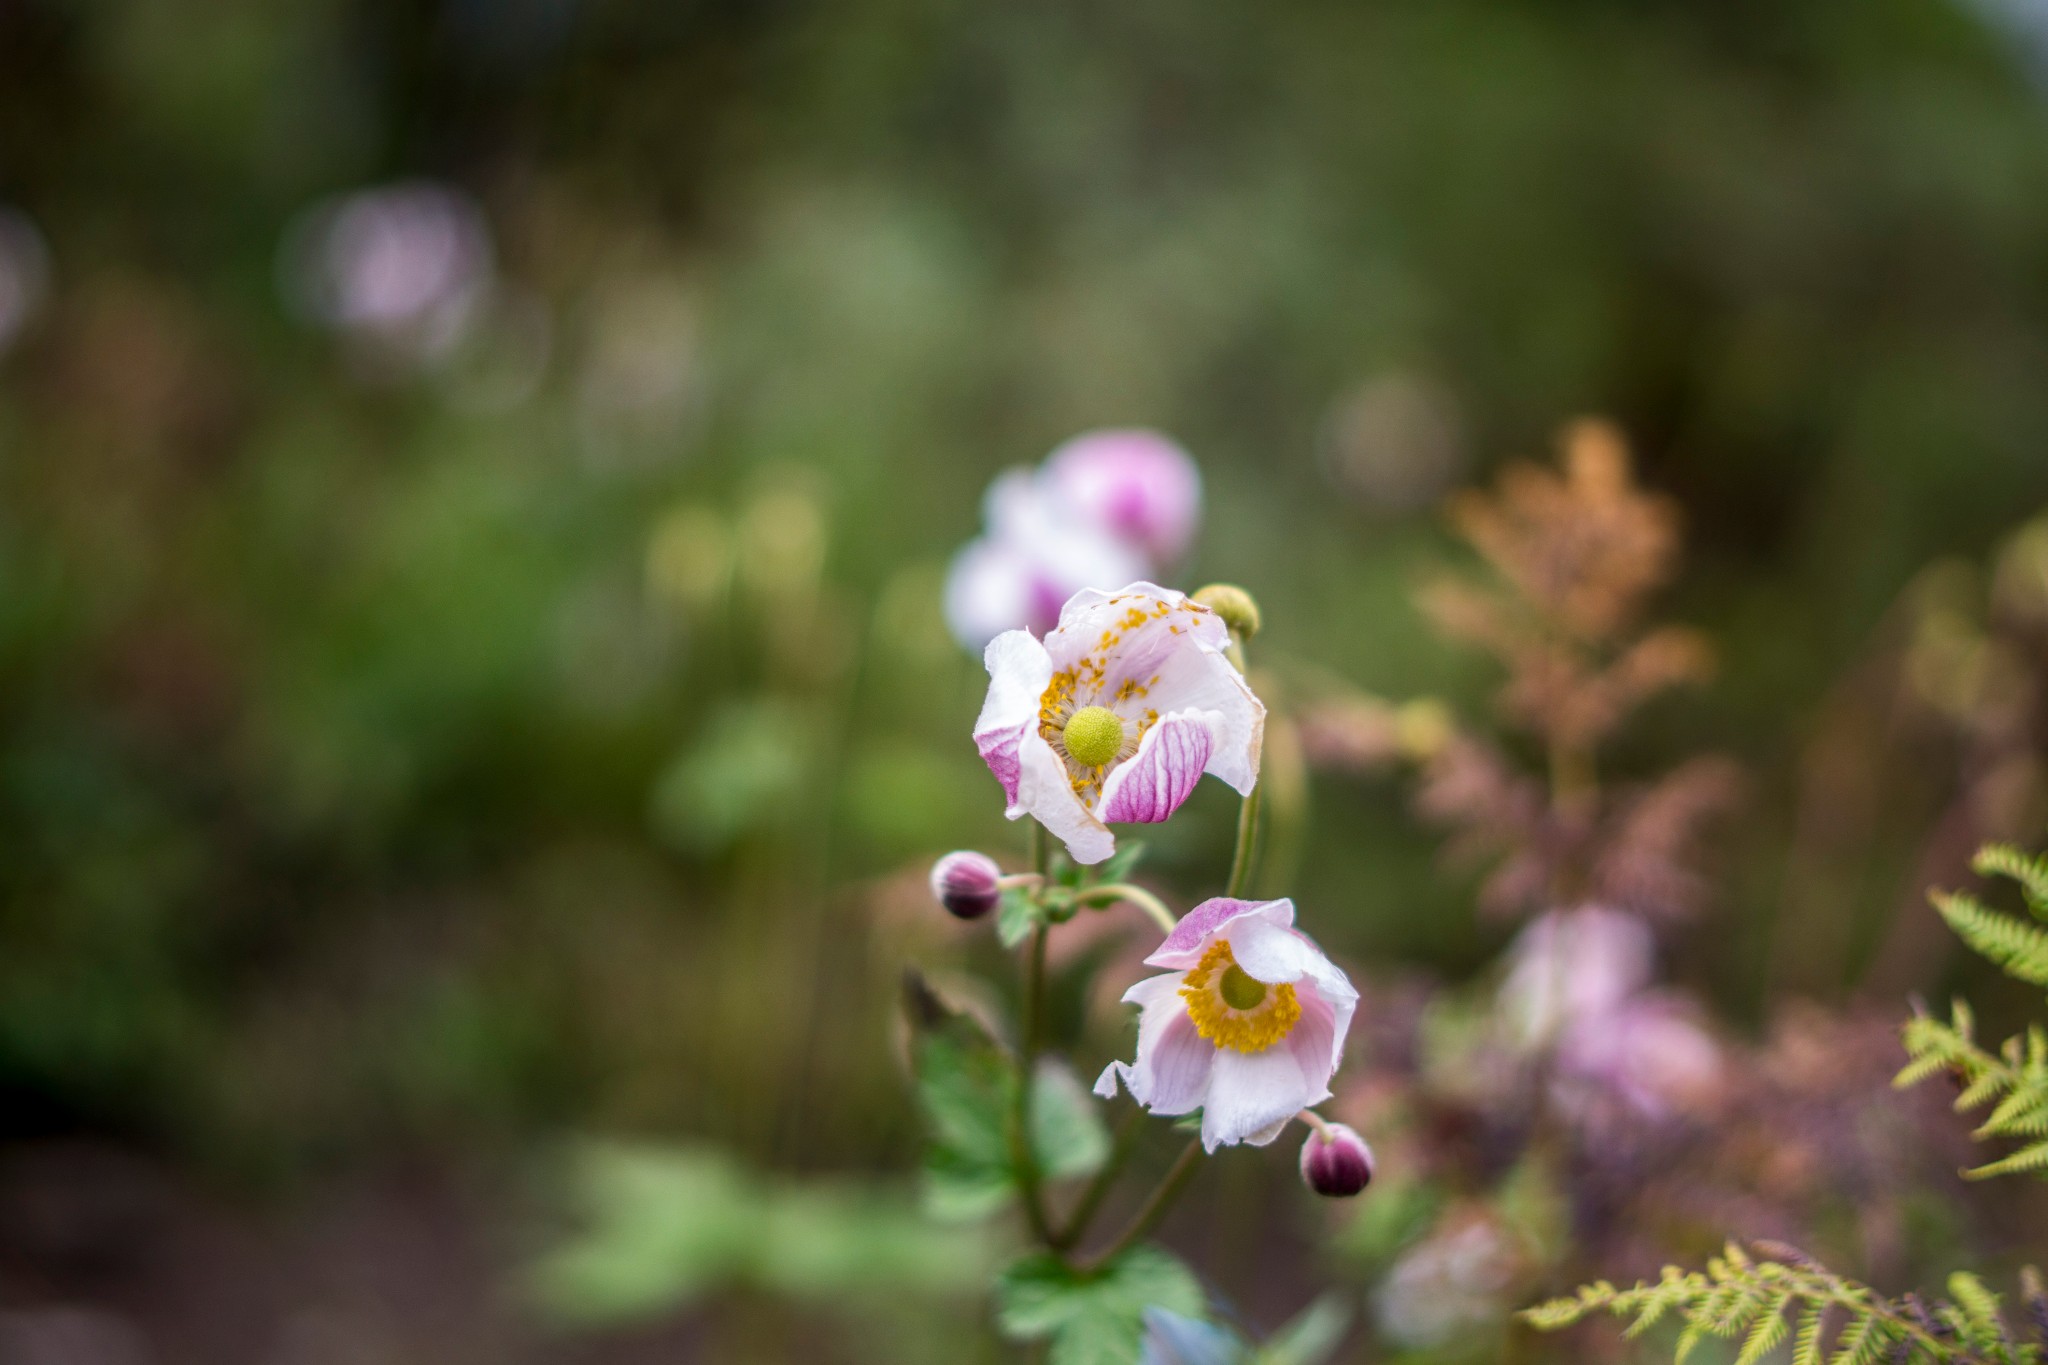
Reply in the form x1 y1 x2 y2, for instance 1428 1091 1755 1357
1373 1212 1519 1348
943 469 1150 649
1553 991 1724 1123
1495 906 1653 1049
1042 428 1202 565
1094 897 1356 1151
281 181 493 365
943 430 1202 651
0 208 51 356
974 583 1263 864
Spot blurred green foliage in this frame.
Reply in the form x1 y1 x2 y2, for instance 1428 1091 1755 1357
3 0 2048 1358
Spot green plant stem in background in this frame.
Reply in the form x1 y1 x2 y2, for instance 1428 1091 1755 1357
1075 1138 1203 1274
1077 883 1177 936
1049 1105 1145 1251
1225 627 1261 900
1010 922 1057 1246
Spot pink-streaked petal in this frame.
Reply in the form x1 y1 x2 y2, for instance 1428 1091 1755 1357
1201 1047 1321 1151
1043 583 1230 677
1138 635 1263 796
973 630 1053 790
1141 1011 1214 1114
1097 971 1192 1101
1098 711 1215 824
976 720 1028 807
1145 897 1295 969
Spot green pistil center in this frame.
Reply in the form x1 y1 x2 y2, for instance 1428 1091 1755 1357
1219 964 1268 1011
1063 705 1125 768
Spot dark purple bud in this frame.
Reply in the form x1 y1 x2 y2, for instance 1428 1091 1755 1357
930 850 1003 920
1299 1122 1374 1197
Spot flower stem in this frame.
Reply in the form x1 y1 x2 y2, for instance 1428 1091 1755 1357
1077 883 1177 937
1296 1107 1330 1138
1074 1137 1203 1274
1225 783 1261 899
1049 1104 1144 1251
1010 921 1057 1246
1224 627 1261 899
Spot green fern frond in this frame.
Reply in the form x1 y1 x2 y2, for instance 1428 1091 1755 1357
1935 892 2048 989
1972 844 2048 920
1522 1243 2045 1365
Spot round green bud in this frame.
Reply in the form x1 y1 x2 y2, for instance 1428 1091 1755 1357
1062 705 1125 768
1192 584 1261 639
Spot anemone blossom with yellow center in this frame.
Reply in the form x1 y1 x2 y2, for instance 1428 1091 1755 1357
1095 897 1357 1151
972 582 1264 865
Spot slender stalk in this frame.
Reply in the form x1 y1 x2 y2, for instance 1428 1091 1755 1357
1225 784 1262 899
1224 627 1261 899
1296 1107 1331 1138
1077 883 1177 936
1074 1137 1204 1274
1010 921 1057 1245
1049 1104 1145 1251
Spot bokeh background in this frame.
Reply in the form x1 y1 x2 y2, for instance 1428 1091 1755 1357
5 0 2048 1360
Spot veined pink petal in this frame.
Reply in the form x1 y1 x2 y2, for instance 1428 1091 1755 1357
1139 1011 1214 1114
1017 733 1114 864
1146 897 1295 969
1098 711 1215 824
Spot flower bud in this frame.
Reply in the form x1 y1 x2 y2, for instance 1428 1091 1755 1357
1299 1122 1374 1197
1192 583 1261 640
929 850 1003 920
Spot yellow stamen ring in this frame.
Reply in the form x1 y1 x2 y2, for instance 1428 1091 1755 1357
1180 940 1300 1054
1062 705 1125 768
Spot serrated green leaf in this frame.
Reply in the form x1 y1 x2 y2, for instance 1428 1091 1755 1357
1095 841 1148 887
1031 1058 1110 1180
998 886 1045 948
996 1246 1208 1365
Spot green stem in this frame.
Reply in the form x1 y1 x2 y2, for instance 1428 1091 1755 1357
1049 1105 1144 1251
1010 922 1057 1246
1074 1137 1203 1274
1076 883 1177 937
1225 783 1261 899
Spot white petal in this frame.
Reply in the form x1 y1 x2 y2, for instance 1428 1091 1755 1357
973 629 1053 807
1145 897 1295 970
1222 919 1358 1077
1015 730 1114 864
1200 1047 1322 1151
1098 710 1217 824
1142 1012 1215 1115
1097 972 1193 1105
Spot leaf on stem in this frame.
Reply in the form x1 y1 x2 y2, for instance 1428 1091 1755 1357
995 1245 1206 1365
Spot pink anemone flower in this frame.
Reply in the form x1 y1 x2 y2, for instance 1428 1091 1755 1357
1042 428 1202 566
972 583 1263 865
1093 897 1357 1151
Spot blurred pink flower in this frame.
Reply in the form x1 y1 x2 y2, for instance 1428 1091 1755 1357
1095 897 1357 1150
943 430 1203 651
1495 905 1654 1049
282 181 493 365
973 583 1262 864
1043 428 1202 565
1553 991 1724 1123
943 470 1149 648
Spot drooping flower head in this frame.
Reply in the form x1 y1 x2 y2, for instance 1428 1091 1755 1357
974 583 1264 865
1042 429 1202 566
1094 898 1357 1151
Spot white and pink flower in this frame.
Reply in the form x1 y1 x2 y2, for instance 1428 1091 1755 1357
1042 429 1202 566
944 470 1150 648
942 430 1202 651
1093 897 1357 1151
973 583 1263 865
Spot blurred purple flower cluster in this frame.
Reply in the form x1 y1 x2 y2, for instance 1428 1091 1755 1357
943 430 1201 649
